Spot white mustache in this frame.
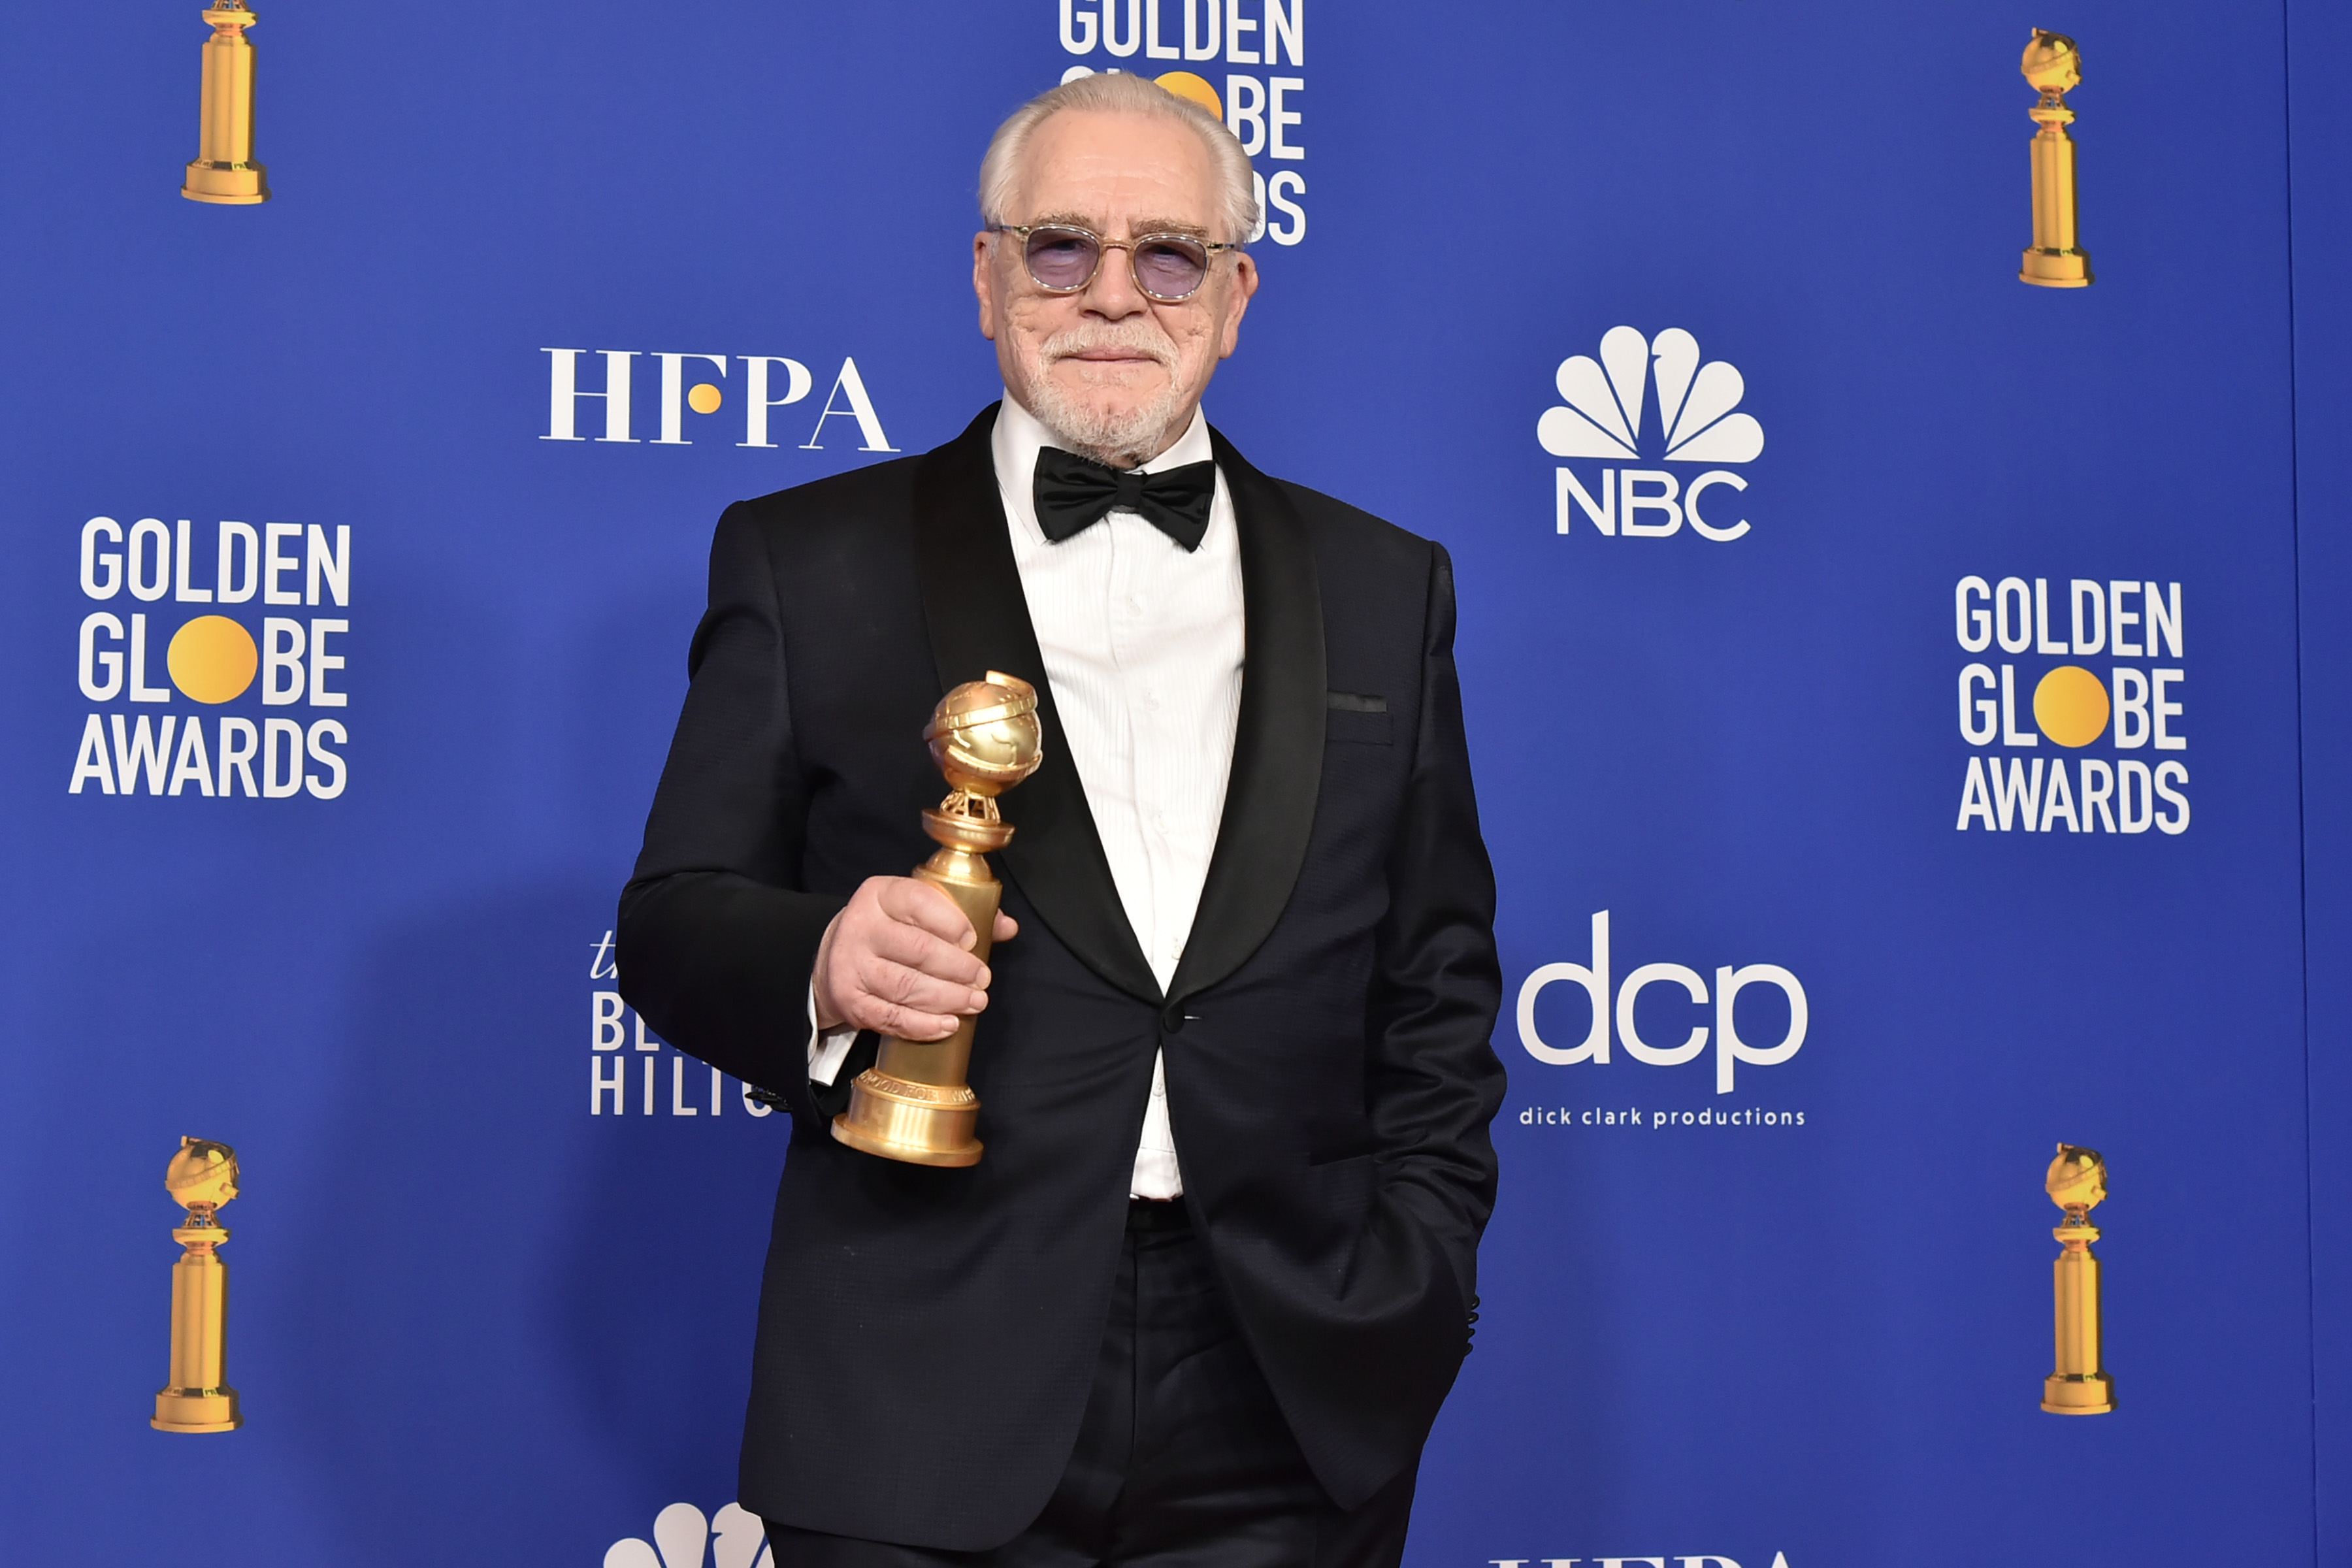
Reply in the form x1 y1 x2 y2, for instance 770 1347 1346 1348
1041 323 1175 368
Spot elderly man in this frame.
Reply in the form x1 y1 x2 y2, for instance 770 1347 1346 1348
618 71 1503 1568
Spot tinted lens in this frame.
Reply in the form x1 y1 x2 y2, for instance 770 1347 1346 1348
1023 227 1100 290
1132 237 1210 299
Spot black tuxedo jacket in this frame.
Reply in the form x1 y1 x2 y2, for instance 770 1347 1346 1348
617 406 1504 1550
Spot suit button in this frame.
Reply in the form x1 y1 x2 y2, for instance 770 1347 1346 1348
1161 1007 1186 1034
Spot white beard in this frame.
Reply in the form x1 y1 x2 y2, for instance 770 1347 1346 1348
1019 323 1192 467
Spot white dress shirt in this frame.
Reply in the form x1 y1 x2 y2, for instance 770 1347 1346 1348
811 395 1245 1200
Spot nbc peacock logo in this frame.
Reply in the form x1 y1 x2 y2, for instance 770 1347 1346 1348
1537 325 1765 542
604 1501 770 1568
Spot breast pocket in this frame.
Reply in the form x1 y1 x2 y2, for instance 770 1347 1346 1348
1326 691 1391 745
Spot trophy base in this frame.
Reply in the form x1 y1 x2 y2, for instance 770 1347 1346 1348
2020 248 2093 287
832 1068 982 1166
183 161 270 204
2041 1372 2115 1414
153 1387 241 1433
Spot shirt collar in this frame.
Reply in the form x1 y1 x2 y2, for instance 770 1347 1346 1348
992 395 1214 545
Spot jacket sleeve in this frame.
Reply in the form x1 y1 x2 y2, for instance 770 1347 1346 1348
617 501 847 1118
1364 538 1507 1316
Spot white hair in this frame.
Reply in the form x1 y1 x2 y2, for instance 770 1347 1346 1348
979 72 1258 244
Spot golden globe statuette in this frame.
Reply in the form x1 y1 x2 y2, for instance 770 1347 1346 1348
183 1 269 205
153 1138 243 1433
2042 1143 2115 1414
2019 29 2091 287
832 674 1045 1167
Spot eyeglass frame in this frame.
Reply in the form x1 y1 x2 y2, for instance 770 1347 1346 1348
987 222 1243 303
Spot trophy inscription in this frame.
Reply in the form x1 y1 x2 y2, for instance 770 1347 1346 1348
2042 1142 2115 1414
832 672 1045 1167
183 2 270 205
2019 29 2092 287
153 1137 243 1433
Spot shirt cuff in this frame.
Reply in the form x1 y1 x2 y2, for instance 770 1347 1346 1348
807 983 858 1086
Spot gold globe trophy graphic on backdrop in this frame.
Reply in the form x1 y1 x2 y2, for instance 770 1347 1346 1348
832 674 1045 1167
2041 1143 2115 1414
2019 29 2091 287
182 1 269 204
152 1138 243 1433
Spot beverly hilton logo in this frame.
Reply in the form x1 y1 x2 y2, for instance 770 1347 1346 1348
1539 325 1765 542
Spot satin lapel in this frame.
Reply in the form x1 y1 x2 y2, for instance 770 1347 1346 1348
913 404 1162 1005
1169 429 1327 1005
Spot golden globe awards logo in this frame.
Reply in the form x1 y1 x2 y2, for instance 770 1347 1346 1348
1952 574 2189 834
1053 0 1310 246
69 516 351 800
1539 325 1765 542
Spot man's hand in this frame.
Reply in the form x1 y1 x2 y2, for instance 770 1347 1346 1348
812 876 1020 1041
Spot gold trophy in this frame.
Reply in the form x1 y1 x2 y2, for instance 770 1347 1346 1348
183 2 270 205
2019 29 2091 287
832 674 1044 1167
2041 1143 2115 1414
153 1138 242 1433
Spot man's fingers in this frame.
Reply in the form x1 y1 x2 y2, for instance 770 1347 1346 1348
853 997 961 1041
856 952 988 1017
875 878 979 947
992 911 1019 942
863 921 990 988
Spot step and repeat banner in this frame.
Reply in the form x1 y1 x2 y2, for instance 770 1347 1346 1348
1 2 2340 1564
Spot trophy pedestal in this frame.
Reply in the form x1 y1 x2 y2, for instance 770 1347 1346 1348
2020 248 2092 287
2041 1371 2115 1415
154 1388 242 1433
830 809 1005 1168
834 1068 982 1166
183 5 269 204
183 161 269 204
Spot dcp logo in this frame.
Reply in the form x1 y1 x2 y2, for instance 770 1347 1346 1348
1538 325 1764 541
1516 911 1808 1094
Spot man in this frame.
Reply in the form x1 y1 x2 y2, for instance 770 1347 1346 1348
618 71 1503 1567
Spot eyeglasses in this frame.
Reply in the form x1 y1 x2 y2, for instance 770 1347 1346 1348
990 223 1237 303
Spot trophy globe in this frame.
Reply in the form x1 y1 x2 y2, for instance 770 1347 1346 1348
924 672 1045 839
166 1138 241 1215
2020 29 2082 99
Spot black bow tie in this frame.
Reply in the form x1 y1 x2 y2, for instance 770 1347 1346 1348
1032 446 1217 551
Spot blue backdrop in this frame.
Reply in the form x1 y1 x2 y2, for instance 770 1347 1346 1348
0 3 2338 1564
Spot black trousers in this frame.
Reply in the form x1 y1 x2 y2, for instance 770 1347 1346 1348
766 1201 1418 1568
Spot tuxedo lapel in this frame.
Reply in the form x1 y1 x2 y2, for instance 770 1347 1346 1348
1169 429 1327 1005
912 405 1162 1005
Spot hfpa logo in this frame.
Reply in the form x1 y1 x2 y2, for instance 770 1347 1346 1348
541 349 896 452
1537 325 1764 542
